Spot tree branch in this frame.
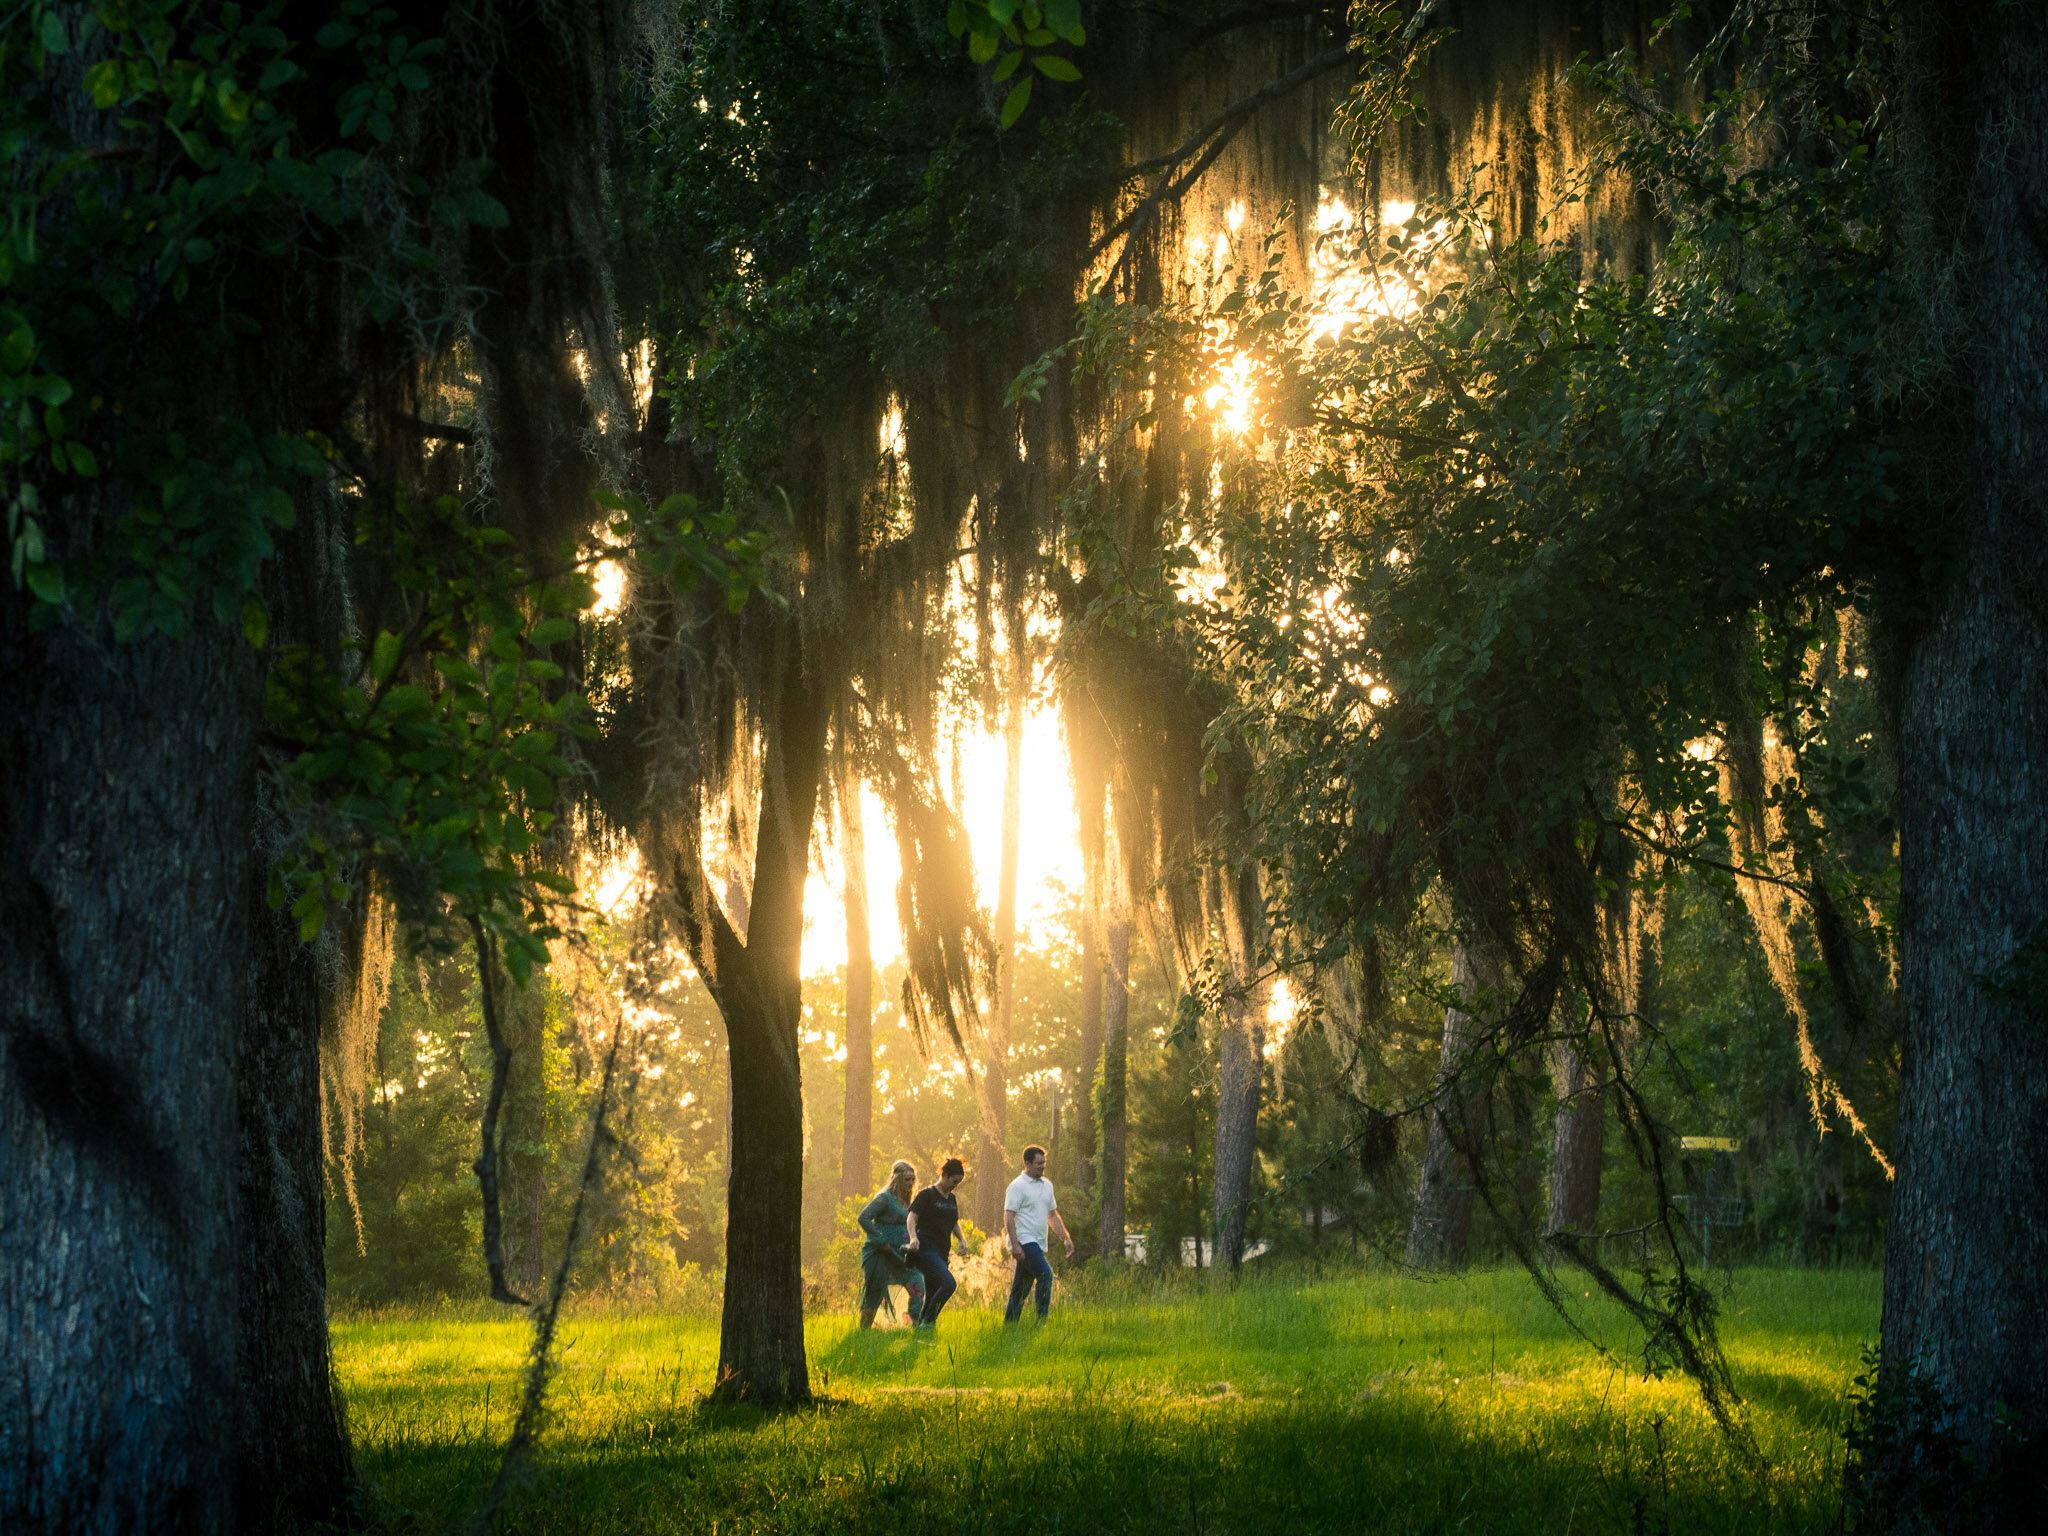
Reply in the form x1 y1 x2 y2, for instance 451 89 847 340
1092 47 1353 262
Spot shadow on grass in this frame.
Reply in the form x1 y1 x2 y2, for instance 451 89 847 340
352 1388 1837 1536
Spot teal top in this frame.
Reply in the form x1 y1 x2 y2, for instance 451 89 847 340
858 1188 909 1255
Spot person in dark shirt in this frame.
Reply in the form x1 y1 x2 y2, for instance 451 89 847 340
905 1157 967 1333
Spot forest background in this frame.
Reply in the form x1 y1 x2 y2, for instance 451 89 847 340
328 866 1888 1309
5 0 2041 1531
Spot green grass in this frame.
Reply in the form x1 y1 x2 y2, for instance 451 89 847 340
335 1266 1876 1534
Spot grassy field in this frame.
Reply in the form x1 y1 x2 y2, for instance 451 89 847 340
335 1266 1876 1534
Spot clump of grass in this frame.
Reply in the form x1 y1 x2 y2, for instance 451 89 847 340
333 1265 1876 1534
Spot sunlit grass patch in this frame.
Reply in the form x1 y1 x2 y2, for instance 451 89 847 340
334 1266 1876 1533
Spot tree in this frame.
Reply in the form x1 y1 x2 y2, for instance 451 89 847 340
838 771 877 1201
2 2 692 1521
1868 2 2048 1515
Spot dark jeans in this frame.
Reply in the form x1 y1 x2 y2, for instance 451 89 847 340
908 1248 957 1326
1004 1241 1053 1322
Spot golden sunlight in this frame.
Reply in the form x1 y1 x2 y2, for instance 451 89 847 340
589 558 628 619
801 697 1081 974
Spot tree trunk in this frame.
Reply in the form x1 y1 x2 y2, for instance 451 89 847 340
1878 3 2048 1504
235 895 354 1532
1096 859 1133 1263
1546 1039 1605 1235
496 953 550 1296
0 605 257 1533
975 645 1026 1233
1549 873 1663 1237
667 641 829 1407
1406 940 1492 1270
1075 887 1102 1192
1212 866 1265 1270
837 773 874 1201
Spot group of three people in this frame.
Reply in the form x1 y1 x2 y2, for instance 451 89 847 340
856 1145 1076 1332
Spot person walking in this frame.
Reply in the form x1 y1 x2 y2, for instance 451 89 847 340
856 1160 926 1329
1003 1144 1073 1324
905 1157 966 1334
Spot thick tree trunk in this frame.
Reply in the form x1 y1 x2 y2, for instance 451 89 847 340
1406 940 1492 1269
837 775 874 1201
975 649 1026 1233
235 896 353 1532
1879 4 2048 1504
668 642 829 1407
1096 863 1133 1263
1212 867 1265 1270
0 606 257 1533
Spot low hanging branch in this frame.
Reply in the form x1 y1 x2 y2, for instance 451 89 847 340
469 913 529 1308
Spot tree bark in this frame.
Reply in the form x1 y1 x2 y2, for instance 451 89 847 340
1096 857 1133 1263
0 605 257 1533
975 645 1026 1233
666 640 829 1407
1212 866 1265 1270
1406 940 1492 1270
1546 1039 1605 1235
838 773 874 1201
1879 3 2048 1502
235 895 353 1532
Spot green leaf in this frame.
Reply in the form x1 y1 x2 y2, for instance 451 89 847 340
24 563 65 606
1 322 33 373
370 629 402 681
380 684 432 716
1045 0 1083 41
529 617 575 645
988 0 1021 23
946 0 968 37
65 441 99 476
968 28 1000 64
241 597 269 648
41 12 67 53
1032 54 1081 82
292 887 327 941
84 59 124 108
999 75 1033 129
993 49 1023 82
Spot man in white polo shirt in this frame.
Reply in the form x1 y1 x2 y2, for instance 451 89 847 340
1002 1144 1074 1323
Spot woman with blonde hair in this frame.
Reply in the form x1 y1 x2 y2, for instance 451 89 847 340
856 1160 926 1328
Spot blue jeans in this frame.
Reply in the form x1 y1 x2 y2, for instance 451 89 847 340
1004 1241 1053 1322
908 1248 957 1325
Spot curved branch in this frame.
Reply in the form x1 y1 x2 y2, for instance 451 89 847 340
1092 47 1352 263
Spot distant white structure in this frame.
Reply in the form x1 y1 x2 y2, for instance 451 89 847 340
1121 1231 1269 1267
